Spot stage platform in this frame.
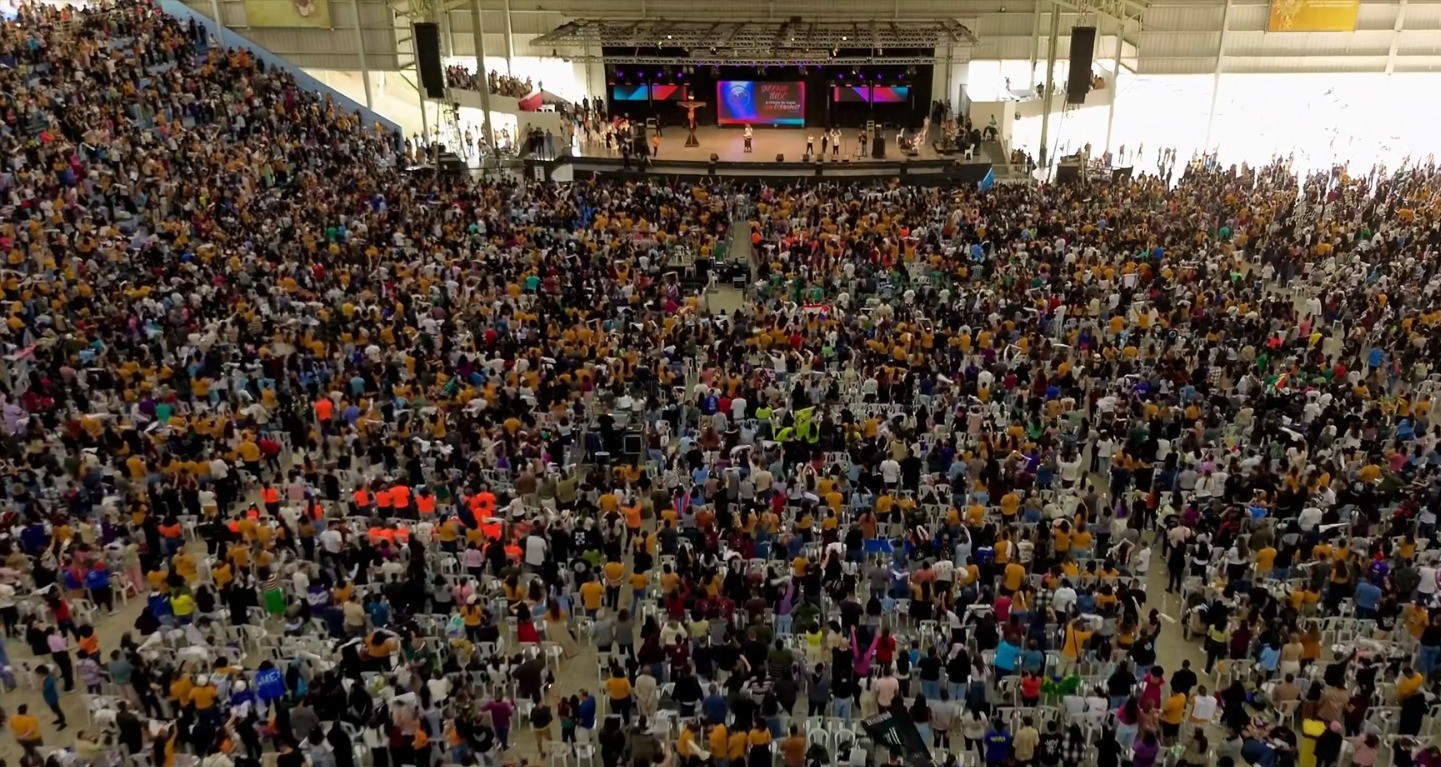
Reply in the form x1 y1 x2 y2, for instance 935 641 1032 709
577 126 948 164
545 126 992 183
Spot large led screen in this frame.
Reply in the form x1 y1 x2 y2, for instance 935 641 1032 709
611 84 689 101
716 81 805 126
612 84 650 101
650 84 687 101
832 85 911 103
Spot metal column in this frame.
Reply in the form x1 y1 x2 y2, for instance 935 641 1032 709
1028 0 1043 86
585 41 596 101
944 42 954 108
419 86 429 145
502 0 515 75
1204 0 1234 148
1037 1 1061 169
350 0 374 110
209 0 227 48
469 0 494 148
1103 17 1123 153
1385 0 1408 74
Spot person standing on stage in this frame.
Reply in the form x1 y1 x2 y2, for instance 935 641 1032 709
859 129 868 157
806 132 815 156
744 124 753 152
831 128 841 158
651 131 661 159
820 132 829 158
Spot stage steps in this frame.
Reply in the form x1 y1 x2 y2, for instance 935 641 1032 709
981 140 1034 185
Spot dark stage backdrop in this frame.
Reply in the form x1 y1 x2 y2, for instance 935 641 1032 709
603 52 932 130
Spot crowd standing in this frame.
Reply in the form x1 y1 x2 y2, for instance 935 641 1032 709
4 5 1441 767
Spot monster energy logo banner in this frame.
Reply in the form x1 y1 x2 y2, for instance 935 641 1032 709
862 713 935 767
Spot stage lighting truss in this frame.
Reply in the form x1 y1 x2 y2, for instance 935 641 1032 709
529 19 979 64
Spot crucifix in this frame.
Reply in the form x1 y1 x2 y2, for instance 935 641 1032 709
678 100 706 148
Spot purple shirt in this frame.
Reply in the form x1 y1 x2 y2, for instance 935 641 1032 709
483 700 514 729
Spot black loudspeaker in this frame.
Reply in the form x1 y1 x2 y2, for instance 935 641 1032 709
872 136 886 159
776 153 785 162
1066 26 1096 105
414 23 444 99
1055 162 1082 185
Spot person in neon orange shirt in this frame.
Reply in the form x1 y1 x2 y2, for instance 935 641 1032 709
391 483 412 518
313 397 334 434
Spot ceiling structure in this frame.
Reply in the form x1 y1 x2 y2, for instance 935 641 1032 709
483 0 1441 75
529 18 980 65
187 0 1441 75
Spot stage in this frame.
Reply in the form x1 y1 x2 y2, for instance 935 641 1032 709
575 126 955 165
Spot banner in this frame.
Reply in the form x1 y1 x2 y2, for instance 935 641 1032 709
1267 0 1357 31
861 713 935 767
245 0 330 28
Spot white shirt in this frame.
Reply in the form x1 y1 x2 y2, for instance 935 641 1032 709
1190 694 1218 722
319 528 345 554
1131 546 1152 575
1052 586 1077 614
1419 566 1438 595
525 534 548 566
880 459 900 484
932 560 955 583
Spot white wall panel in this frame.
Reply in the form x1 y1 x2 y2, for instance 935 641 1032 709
1225 54 1389 72
1223 30 1392 57
1136 56 1218 74
1403 2 1441 28
1354 3 1402 31
1139 31 1222 58
1397 30 1441 56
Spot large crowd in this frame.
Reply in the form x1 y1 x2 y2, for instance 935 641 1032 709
3 5 1441 767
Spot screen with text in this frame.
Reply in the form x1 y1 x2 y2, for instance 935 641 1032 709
717 81 805 126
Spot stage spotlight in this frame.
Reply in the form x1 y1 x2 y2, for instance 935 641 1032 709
841 35 848 41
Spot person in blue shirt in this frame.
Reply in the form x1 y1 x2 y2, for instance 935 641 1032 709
365 595 391 629
702 684 729 725
577 689 597 730
983 720 1012 767
40 664 67 729
993 634 1022 678
1354 579 1383 619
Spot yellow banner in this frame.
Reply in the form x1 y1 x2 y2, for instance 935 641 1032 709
1267 0 1358 31
245 0 330 28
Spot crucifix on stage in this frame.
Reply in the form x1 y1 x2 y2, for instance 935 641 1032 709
678 100 706 148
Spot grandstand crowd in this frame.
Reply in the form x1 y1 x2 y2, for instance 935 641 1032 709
4 5 1441 767
444 65 534 100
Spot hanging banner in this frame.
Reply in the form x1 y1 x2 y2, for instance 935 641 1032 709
1267 0 1358 31
244 0 331 28
861 713 935 767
